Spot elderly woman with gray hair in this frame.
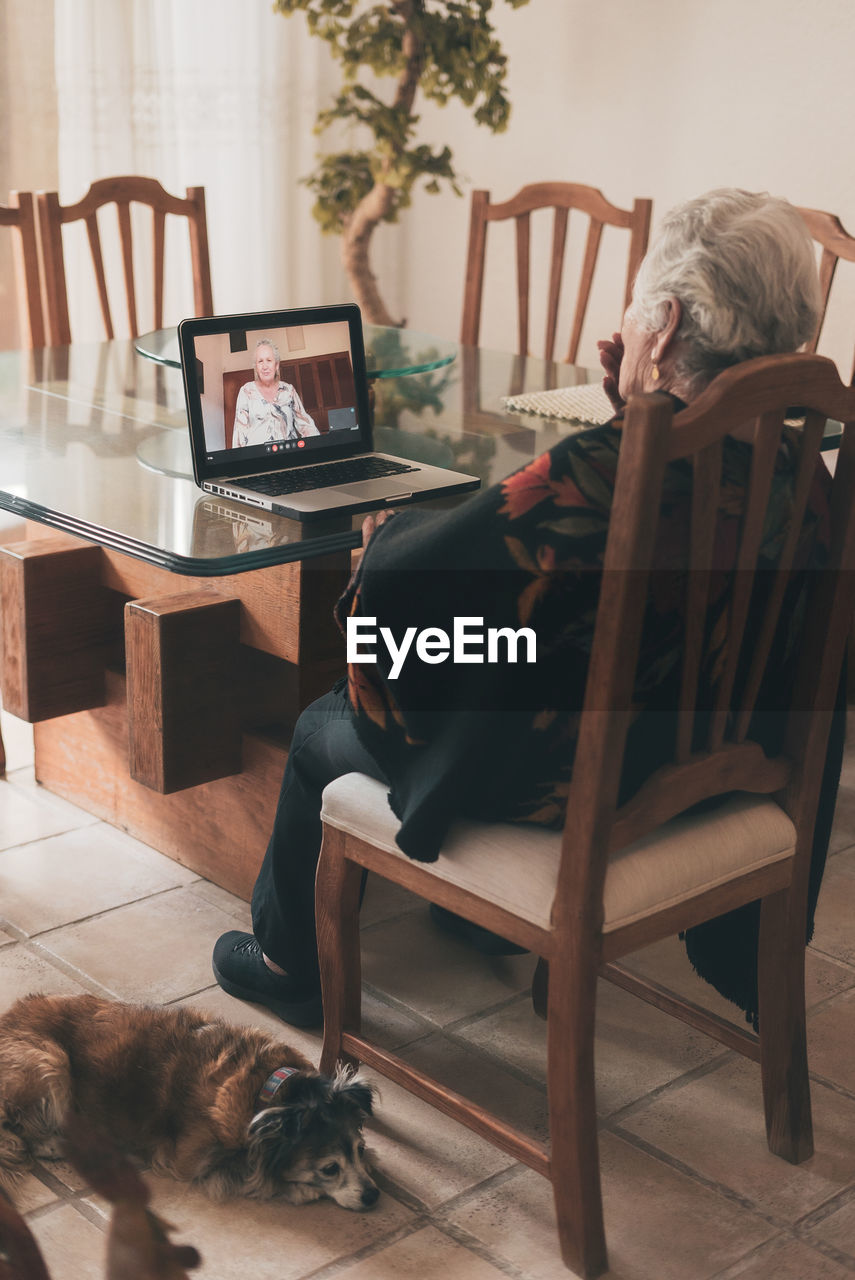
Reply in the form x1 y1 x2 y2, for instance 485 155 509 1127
233 338 319 447
213 188 837 1030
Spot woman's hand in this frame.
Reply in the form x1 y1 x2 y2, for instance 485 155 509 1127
361 508 397 549
597 332 626 413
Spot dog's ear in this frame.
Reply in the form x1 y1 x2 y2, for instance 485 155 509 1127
330 1069 375 1119
250 1104 306 1150
249 1075 327 1150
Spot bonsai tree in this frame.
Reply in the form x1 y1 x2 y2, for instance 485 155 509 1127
274 0 530 325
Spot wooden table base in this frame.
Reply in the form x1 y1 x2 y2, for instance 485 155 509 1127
1 533 352 900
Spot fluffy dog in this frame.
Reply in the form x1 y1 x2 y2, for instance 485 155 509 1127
0 994 379 1211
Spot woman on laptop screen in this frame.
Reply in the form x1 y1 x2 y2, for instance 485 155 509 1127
233 338 320 446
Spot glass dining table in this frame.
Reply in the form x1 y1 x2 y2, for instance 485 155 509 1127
0 328 602 897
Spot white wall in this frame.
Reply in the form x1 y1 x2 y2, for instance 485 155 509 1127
8 0 855 378
384 0 855 377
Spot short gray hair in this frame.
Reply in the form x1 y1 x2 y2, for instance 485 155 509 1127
631 189 821 390
254 338 280 363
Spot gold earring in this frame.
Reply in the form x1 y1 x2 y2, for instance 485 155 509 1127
651 362 660 382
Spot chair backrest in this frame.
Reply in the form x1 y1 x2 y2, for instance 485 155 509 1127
460 182 652 363
555 354 855 939
797 206 855 382
0 192 46 348
37 176 214 345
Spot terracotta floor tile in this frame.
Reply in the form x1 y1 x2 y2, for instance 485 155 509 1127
361 1069 519 1208
456 981 725 1118
0 710 34 770
811 852 855 967
360 873 423 928
0 940 88 1013
619 1057 855 1220
36 886 246 1003
718 1234 855 1278
807 988 855 1091
444 1132 775 1280
0 822 197 936
187 878 252 926
334 1224 510 1277
0 778 96 853
397 1031 549 1143
129 1174 414 1280
26 1202 107 1279
361 910 537 1026
828 779 855 854
626 931 855 1019
805 1194 855 1263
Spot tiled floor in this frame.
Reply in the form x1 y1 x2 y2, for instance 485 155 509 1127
3 710 855 1279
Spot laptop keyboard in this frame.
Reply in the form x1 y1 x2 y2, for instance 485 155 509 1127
241 456 419 497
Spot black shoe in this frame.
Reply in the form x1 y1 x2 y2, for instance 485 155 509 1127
212 931 323 1028
429 905 528 956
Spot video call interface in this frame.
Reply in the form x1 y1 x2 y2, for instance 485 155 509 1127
194 319 361 466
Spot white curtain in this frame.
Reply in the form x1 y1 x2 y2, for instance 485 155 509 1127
53 0 345 340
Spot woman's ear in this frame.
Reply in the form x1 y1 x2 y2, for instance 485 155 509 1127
652 298 682 362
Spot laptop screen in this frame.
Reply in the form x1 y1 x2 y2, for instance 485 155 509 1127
179 304 373 484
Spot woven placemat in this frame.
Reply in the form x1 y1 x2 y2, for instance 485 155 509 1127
501 382 614 425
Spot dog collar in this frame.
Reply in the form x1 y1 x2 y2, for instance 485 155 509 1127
258 1066 299 1106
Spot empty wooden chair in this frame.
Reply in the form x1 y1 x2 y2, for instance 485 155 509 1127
460 182 652 362
0 191 46 771
0 191 45 348
797 206 855 382
37 176 213 345
316 353 855 1276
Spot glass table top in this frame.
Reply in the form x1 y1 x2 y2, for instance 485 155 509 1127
135 325 458 380
0 337 606 575
3 338 840 578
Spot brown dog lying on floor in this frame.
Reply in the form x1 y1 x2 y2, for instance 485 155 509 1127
0 994 379 1212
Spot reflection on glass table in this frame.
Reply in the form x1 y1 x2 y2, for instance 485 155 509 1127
135 324 457 380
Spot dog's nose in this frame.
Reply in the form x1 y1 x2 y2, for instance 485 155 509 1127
361 1185 380 1208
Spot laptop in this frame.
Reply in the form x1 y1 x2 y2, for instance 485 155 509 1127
178 303 480 521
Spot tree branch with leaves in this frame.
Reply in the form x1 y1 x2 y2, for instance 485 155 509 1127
274 0 530 325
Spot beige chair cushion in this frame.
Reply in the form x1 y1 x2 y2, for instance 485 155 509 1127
321 775 797 932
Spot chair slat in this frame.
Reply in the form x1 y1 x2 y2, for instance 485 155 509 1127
735 411 827 741
566 219 603 365
116 200 137 338
152 208 166 331
460 183 652 360
797 206 855 383
515 212 531 356
84 212 114 340
676 440 721 762
545 207 569 364
710 411 782 749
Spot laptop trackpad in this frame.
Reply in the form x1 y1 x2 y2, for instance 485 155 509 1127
337 479 417 499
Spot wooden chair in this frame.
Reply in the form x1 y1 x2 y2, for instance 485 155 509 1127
316 353 855 1277
460 182 652 362
0 191 46 772
797 206 855 382
37 176 213 345
0 191 45 348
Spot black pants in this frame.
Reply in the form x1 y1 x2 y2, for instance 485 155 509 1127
251 684 388 984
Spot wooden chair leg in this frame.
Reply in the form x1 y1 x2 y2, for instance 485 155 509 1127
316 825 364 1077
547 946 608 1278
758 887 813 1163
